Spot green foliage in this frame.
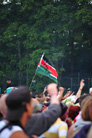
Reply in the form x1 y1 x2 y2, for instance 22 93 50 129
0 0 92 93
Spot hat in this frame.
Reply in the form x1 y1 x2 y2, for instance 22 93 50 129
6 86 31 121
6 87 17 94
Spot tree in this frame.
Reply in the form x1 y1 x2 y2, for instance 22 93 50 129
0 0 92 92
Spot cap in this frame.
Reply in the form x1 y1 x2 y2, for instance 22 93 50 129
6 87 17 94
6 86 31 121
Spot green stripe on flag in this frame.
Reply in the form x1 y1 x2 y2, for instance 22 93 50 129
36 66 58 83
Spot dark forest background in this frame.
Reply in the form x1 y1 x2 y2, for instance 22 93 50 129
0 0 92 93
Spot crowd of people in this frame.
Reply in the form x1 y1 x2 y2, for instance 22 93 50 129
0 79 92 138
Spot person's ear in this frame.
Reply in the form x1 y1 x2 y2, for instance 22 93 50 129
26 102 30 112
26 100 33 118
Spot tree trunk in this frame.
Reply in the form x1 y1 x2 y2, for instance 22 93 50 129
58 57 64 86
17 40 21 85
69 30 74 74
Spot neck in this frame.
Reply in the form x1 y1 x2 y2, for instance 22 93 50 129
20 113 28 128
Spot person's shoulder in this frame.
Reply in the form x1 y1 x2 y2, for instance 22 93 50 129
54 118 67 127
0 119 6 129
10 125 23 132
10 130 29 138
0 122 25 138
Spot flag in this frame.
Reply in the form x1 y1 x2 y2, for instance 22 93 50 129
36 53 58 83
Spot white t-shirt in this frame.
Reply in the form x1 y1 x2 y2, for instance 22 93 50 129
0 120 23 138
63 95 77 104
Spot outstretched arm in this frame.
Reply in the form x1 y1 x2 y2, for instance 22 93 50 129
26 83 61 137
76 79 85 99
57 87 64 101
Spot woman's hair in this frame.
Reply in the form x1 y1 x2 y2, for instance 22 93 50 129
68 105 80 120
81 96 92 121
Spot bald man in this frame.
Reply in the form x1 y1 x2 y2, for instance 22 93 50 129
0 94 8 118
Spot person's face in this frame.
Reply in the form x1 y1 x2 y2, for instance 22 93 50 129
27 99 34 118
89 91 92 95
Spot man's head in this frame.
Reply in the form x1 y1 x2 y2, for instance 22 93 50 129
89 87 92 94
6 86 33 123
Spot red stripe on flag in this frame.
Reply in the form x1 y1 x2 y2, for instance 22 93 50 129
41 59 58 78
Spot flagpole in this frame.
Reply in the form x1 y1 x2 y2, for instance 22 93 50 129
29 53 45 90
29 73 36 90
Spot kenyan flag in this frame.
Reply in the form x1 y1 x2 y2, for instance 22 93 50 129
36 54 58 83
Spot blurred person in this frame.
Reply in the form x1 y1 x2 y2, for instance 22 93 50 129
76 79 85 99
63 79 85 105
89 87 92 94
0 94 8 118
6 80 11 88
32 98 42 113
0 86 33 138
0 83 66 138
67 105 80 121
25 83 67 137
72 96 92 138
67 95 92 138
57 87 65 101
74 94 91 123
38 117 68 138
6 87 17 94
38 87 68 138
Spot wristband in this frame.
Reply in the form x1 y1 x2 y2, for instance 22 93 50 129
51 93 57 97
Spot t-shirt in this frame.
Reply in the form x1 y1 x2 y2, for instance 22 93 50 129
38 118 68 138
0 120 23 138
63 96 77 104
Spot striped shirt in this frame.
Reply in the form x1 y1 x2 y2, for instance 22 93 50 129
38 118 68 138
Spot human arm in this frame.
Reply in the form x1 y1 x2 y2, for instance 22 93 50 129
63 91 72 100
26 104 61 137
57 87 64 101
61 91 72 102
10 131 29 138
70 92 75 96
76 79 85 99
25 83 61 137
42 87 47 99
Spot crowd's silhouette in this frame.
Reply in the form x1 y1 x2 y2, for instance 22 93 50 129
0 79 92 138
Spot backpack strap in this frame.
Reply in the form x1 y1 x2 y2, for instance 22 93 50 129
0 123 13 133
0 120 24 133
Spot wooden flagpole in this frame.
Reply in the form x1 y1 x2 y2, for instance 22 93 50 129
29 53 44 90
